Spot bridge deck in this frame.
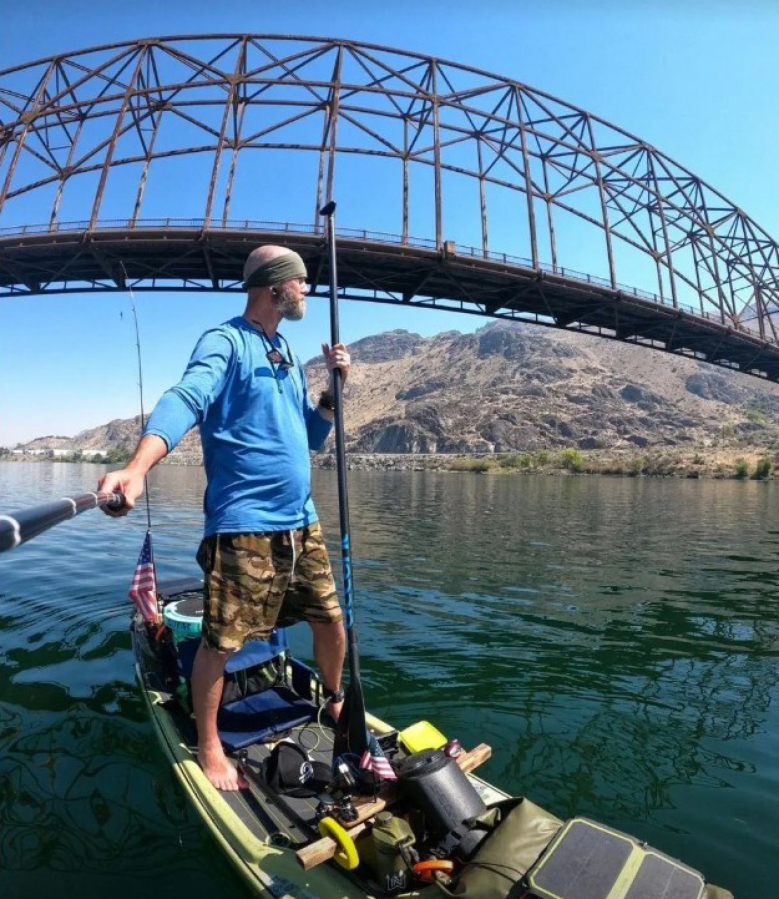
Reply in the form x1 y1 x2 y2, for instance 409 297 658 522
2 226 778 381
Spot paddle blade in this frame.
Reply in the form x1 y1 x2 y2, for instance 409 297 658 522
333 679 395 790
333 679 366 759
345 678 369 756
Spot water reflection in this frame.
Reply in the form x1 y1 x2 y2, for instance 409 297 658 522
0 703 250 898
332 471 779 895
0 463 776 898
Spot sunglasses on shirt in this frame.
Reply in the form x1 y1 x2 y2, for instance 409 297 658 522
266 347 294 371
250 319 295 372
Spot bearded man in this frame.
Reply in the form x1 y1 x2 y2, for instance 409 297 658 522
99 245 349 791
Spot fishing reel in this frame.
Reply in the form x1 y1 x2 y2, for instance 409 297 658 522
314 797 337 821
314 799 358 827
331 758 358 795
336 798 359 823
318 758 358 824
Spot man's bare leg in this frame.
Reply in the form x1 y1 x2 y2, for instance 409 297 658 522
310 619 346 721
191 642 248 791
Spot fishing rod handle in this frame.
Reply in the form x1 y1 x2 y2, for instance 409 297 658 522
99 491 126 512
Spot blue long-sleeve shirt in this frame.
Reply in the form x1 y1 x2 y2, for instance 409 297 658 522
144 317 332 536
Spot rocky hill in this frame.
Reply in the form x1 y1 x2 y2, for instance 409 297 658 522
316 323 779 457
11 321 779 469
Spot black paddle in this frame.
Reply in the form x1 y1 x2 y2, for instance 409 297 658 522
0 491 125 554
319 200 372 769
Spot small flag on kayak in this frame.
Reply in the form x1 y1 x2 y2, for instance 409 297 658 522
360 732 397 781
128 529 158 623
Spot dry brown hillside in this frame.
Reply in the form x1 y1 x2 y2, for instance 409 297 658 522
15 322 779 470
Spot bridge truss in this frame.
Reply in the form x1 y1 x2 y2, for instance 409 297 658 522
1 36 778 378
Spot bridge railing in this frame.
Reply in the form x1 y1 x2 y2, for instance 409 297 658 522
0 218 761 338
0 217 440 248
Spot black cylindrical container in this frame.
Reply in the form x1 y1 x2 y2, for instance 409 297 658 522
396 749 486 841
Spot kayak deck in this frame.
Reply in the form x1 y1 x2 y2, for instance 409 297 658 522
132 578 734 899
135 608 500 847
134 605 341 848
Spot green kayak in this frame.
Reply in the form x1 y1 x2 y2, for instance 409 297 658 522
132 578 734 899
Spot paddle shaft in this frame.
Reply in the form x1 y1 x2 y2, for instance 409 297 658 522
0 491 124 554
321 201 366 726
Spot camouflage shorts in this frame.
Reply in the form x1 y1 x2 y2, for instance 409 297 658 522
196 522 342 652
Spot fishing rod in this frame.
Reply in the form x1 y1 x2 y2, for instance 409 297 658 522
0 492 125 554
121 262 154 534
0 270 155 557
319 200 369 758
119 262 161 625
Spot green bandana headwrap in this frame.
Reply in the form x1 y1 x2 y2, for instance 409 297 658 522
243 251 307 290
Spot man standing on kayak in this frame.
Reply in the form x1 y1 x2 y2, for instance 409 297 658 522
98 245 349 792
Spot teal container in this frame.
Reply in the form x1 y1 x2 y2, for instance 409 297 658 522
162 595 203 644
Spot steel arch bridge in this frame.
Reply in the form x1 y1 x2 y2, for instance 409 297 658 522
1 35 778 379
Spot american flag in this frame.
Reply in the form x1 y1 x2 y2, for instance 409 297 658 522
360 732 397 781
128 530 159 623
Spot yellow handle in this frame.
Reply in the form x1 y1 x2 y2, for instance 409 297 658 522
318 816 359 870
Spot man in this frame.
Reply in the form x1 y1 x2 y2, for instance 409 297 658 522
99 245 350 792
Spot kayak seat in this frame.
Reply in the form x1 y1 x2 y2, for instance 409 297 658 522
217 686 316 751
173 628 320 751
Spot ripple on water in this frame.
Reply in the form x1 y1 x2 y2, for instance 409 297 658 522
1 465 777 899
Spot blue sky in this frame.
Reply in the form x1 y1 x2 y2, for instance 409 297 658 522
1 0 777 446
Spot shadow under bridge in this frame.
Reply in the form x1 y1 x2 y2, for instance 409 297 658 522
2 219 779 381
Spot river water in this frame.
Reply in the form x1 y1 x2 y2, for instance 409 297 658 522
1 461 776 898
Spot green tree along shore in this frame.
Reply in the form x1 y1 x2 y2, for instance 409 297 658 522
445 449 774 480
1 445 774 480
0 447 133 464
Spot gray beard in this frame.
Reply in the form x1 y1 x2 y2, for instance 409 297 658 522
274 286 305 321
281 302 305 321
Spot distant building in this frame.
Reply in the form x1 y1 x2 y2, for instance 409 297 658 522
12 448 110 458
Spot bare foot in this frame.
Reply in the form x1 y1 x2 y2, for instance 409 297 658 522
198 745 248 792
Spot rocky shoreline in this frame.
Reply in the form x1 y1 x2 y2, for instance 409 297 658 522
315 449 776 479
6 324 779 480
5 447 775 480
